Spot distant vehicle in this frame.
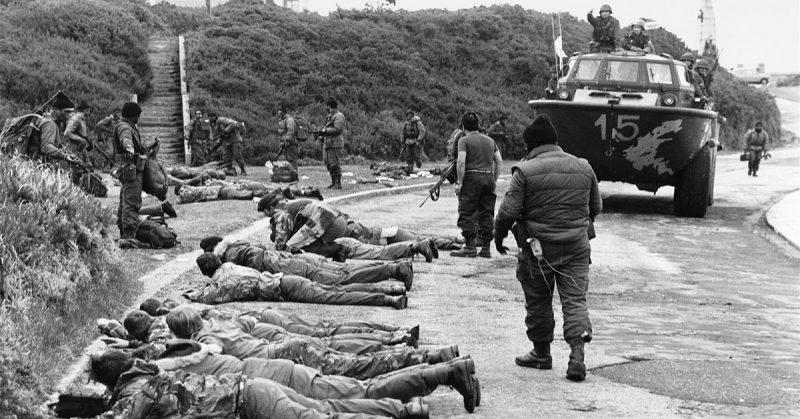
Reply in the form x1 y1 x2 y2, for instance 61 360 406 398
732 68 769 85
530 50 721 217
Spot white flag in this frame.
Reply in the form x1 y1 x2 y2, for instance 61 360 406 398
640 18 661 30
554 35 567 59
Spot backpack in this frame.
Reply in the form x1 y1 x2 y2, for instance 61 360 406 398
0 114 41 155
294 117 309 142
270 160 299 183
142 157 169 201
136 217 179 249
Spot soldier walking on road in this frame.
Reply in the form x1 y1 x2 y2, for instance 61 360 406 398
277 106 299 170
186 109 212 167
450 112 503 259
401 109 426 173
316 97 346 189
745 121 769 177
209 112 247 176
494 115 602 382
113 102 147 247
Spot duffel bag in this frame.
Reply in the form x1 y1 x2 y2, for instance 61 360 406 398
135 217 179 249
270 161 298 183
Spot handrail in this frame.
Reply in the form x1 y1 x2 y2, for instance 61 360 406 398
179 35 191 165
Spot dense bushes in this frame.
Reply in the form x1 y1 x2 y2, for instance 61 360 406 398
0 0 155 126
183 1 780 163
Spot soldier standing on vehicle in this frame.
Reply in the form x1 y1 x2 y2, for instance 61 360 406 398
450 112 503 259
694 58 714 97
587 4 621 53
745 121 769 177
623 20 654 53
186 109 212 167
487 115 510 159
209 112 247 176
113 102 147 247
64 101 92 173
277 106 299 170
315 97 346 190
494 115 602 382
401 110 426 173
681 53 707 104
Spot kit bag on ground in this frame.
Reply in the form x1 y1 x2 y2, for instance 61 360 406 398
271 160 298 183
294 117 310 142
135 217 179 249
79 171 108 197
0 114 41 154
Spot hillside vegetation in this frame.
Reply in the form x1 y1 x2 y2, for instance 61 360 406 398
177 0 780 163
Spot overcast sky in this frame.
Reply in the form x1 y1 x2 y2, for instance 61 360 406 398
292 0 799 73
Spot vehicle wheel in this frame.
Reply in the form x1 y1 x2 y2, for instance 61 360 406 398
674 146 712 217
760 78 769 85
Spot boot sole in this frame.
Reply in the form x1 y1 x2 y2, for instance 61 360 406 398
515 359 553 369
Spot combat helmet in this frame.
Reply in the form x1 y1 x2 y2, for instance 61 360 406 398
600 4 613 13
632 19 645 29
680 52 695 62
694 59 711 71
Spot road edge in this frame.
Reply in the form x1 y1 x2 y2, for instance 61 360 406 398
765 188 800 250
50 181 435 400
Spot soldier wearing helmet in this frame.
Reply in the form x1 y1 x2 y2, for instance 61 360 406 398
587 4 622 53
680 52 706 102
623 19 654 53
694 58 714 97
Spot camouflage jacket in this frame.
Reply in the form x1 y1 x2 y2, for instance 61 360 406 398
184 262 282 304
64 112 88 143
623 32 654 53
187 117 212 143
106 360 244 418
212 117 243 144
272 200 344 251
278 114 297 144
321 110 345 149
486 121 509 142
402 116 426 143
586 13 621 49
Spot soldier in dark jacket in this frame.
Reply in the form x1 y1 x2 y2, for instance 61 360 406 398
317 97 346 189
623 20 654 53
113 102 147 245
277 106 299 170
186 109 212 167
587 4 622 52
745 121 770 176
494 115 602 382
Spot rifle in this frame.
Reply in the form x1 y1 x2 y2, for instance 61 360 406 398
271 143 286 163
32 90 63 116
419 161 455 207
398 142 406 161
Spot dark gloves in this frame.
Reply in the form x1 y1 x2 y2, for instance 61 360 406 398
495 231 510 255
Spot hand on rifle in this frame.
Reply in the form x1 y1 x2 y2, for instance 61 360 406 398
65 154 81 164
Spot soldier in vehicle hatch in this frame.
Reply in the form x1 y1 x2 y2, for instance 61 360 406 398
587 4 621 52
623 19 654 53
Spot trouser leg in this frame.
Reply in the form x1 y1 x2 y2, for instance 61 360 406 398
476 174 497 244
233 142 246 173
552 242 593 345
326 336 388 355
190 142 206 166
307 343 423 379
341 263 394 284
364 368 431 401
222 142 233 170
517 250 556 344
274 379 410 418
279 276 387 306
271 258 345 285
285 144 299 170
241 379 374 419
118 168 143 238
341 281 404 295
457 173 482 238
335 237 413 260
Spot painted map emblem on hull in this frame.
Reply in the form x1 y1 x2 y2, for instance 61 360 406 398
624 120 683 175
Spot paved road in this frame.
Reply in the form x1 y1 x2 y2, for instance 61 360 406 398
265 147 797 418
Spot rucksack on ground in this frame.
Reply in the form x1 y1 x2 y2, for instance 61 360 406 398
294 117 309 142
136 217 179 249
270 160 298 183
0 114 41 155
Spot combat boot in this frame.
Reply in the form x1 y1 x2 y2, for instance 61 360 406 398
405 397 429 419
139 204 164 218
385 331 418 349
566 343 586 382
299 187 324 200
161 201 177 218
331 175 343 189
410 239 434 263
384 295 408 310
327 174 336 189
422 357 478 413
450 237 477 258
425 345 460 364
478 236 492 258
393 261 414 291
515 342 552 369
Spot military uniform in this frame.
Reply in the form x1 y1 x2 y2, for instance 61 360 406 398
185 262 406 309
277 113 299 169
745 127 769 176
251 308 412 339
487 119 510 158
321 109 346 188
113 116 146 238
623 32 654 53
212 116 246 175
187 115 212 166
402 114 426 172
107 360 412 418
176 180 319 204
63 111 90 173
94 113 118 169
454 131 500 256
587 12 621 52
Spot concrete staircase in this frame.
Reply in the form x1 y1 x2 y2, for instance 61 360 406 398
138 37 185 165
